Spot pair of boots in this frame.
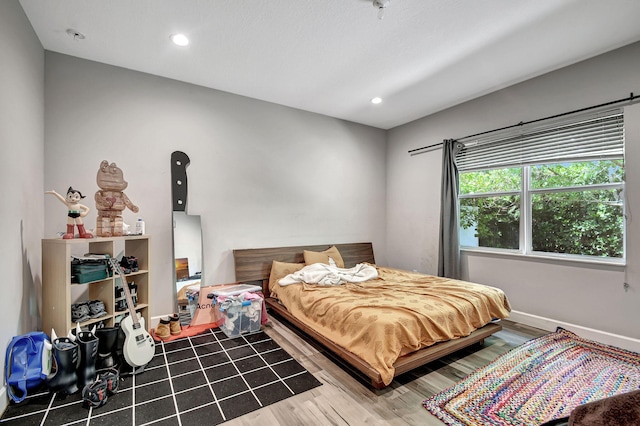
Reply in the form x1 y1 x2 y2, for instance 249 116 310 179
63 224 93 239
46 327 97 394
46 325 119 395
156 314 181 340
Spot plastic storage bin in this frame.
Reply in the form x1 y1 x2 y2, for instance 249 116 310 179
212 284 262 338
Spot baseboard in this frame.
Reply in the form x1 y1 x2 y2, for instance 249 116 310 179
509 310 640 353
150 314 175 330
0 385 8 418
148 314 166 332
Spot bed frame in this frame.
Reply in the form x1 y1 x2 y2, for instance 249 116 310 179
233 242 502 389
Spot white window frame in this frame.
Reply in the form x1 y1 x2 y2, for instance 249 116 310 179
459 164 626 265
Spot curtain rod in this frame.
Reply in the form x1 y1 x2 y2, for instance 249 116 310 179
408 92 639 155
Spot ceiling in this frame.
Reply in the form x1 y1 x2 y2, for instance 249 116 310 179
19 0 640 130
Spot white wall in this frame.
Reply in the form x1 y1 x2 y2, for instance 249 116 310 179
0 0 44 411
387 41 640 343
44 52 388 319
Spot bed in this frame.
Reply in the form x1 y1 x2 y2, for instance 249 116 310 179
233 242 510 389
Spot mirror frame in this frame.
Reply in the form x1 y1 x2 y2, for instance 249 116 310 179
171 151 204 315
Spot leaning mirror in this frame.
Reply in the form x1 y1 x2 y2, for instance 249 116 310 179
171 151 203 324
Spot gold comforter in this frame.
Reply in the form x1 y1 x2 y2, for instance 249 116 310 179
272 266 511 385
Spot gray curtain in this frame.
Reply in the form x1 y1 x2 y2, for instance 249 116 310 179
438 139 463 279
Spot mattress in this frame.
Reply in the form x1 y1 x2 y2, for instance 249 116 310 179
272 266 511 385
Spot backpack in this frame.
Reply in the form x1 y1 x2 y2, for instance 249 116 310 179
5 331 52 403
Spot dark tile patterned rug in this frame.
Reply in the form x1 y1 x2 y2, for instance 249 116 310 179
1 328 322 425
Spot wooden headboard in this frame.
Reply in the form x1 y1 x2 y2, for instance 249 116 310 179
233 242 375 294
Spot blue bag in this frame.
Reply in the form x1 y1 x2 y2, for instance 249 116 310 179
5 331 52 403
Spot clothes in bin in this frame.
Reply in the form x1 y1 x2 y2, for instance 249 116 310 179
210 284 262 338
185 285 201 318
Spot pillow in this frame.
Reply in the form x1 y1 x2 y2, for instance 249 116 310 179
268 260 305 293
303 246 344 268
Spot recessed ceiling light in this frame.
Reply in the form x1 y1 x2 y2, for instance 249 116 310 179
371 97 383 104
171 33 189 46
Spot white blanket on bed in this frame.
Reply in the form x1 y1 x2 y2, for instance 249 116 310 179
279 262 378 286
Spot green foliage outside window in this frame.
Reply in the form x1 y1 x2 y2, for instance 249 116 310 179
460 167 521 194
531 190 623 257
460 196 520 249
459 160 624 258
530 160 624 188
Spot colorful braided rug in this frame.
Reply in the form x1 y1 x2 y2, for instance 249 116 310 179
423 327 640 426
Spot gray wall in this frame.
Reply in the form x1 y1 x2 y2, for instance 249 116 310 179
0 0 45 410
43 52 388 318
387 42 640 342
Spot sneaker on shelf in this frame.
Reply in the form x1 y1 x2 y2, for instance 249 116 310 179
119 256 131 274
129 256 139 272
119 256 139 274
128 283 138 307
89 300 107 318
115 299 127 312
71 302 92 323
114 286 124 299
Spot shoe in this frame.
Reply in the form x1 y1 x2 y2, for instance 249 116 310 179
119 256 131 274
76 328 99 390
95 327 119 369
47 335 79 395
169 314 181 336
81 368 119 409
128 283 138 307
115 299 127 312
114 286 124 299
97 368 119 395
88 300 107 318
119 256 139 274
130 257 139 272
71 303 91 323
155 318 171 340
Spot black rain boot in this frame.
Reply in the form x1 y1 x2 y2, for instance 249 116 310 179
76 330 99 390
95 327 119 369
114 326 132 375
47 337 80 394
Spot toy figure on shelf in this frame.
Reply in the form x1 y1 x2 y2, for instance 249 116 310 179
45 187 94 239
95 160 139 237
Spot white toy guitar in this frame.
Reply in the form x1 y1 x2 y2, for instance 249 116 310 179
108 257 155 368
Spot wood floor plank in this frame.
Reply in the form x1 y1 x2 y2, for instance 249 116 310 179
224 316 548 425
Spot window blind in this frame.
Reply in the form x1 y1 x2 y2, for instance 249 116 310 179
455 108 624 172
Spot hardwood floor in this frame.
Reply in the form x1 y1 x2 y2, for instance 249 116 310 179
223 316 548 425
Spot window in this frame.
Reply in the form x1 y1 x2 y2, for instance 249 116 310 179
457 109 625 261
